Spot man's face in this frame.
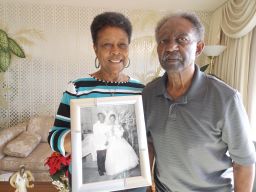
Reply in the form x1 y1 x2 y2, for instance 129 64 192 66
98 113 105 123
156 17 203 72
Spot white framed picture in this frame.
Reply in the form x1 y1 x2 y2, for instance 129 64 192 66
70 95 151 192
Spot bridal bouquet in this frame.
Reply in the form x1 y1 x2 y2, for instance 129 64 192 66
45 152 71 192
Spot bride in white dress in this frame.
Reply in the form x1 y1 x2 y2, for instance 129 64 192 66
105 114 138 176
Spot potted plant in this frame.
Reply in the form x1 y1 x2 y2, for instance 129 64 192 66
0 29 26 108
0 29 25 72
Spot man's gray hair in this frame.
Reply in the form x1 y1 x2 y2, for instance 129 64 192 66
155 12 205 42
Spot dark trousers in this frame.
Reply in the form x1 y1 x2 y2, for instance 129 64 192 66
97 149 106 175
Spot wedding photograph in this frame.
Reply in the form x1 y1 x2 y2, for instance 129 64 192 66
70 96 151 192
80 104 141 183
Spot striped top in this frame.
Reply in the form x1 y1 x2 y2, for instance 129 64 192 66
48 75 144 155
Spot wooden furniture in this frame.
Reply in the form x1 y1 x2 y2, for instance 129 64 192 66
0 181 58 192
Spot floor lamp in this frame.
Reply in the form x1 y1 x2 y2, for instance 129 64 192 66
203 45 226 74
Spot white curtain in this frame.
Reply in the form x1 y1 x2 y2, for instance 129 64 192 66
248 28 256 139
208 0 256 133
215 31 252 107
222 0 256 38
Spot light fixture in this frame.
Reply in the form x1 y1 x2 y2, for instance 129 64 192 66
203 45 226 74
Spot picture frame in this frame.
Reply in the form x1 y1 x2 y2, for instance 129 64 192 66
71 95 151 192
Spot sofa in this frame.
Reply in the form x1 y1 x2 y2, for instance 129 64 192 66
0 116 54 181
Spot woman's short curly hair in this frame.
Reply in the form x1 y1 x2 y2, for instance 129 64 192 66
90 12 132 44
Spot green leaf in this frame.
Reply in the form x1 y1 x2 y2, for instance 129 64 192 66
200 64 209 72
8 37 25 58
0 50 11 72
0 29 9 51
51 169 67 181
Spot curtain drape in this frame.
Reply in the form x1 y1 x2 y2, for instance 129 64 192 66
208 0 256 43
215 31 252 107
248 28 256 138
207 0 256 132
222 0 256 38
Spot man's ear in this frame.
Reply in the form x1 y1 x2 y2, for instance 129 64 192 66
196 41 205 56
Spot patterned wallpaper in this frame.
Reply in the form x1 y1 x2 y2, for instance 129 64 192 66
0 1 212 128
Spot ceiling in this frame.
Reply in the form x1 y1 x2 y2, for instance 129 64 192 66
10 0 228 11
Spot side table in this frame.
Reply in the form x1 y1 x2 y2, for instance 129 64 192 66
0 181 58 192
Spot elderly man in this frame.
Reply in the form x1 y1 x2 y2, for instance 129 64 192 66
143 12 255 192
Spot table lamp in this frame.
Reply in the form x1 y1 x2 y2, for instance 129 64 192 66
203 45 226 74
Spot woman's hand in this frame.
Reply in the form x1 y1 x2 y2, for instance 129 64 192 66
64 132 72 153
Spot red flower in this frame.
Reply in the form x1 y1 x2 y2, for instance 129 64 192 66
45 152 71 176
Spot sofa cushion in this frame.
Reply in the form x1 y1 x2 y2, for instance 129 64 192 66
0 122 27 159
27 116 54 142
0 143 52 172
4 132 41 158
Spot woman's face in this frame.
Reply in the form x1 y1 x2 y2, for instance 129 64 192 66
110 115 116 123
93 26 129 74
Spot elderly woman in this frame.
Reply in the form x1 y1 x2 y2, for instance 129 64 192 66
48 12 145 192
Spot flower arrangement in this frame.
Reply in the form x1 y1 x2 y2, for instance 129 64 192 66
45 152 71 192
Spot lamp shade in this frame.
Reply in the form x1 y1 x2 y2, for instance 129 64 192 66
203 45 226 57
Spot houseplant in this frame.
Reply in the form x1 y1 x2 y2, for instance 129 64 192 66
0 29 26 108
0 29 25 72
0 27 43 109
45 152 71 192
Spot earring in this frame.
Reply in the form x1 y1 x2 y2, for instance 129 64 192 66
95 57 100 68
125 58 130 68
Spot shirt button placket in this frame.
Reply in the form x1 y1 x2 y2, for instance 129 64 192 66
168 104 177 119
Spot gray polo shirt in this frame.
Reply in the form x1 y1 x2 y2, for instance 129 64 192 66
142 65 256 192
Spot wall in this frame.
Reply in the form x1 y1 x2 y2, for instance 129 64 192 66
0 1 211 128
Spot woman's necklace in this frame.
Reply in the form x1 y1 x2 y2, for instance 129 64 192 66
103 81 121 96
98 72 121 96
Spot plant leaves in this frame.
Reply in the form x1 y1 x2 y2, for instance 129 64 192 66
200 64 209 72
0 29 9 51
8 37 25 58
0 50 11 72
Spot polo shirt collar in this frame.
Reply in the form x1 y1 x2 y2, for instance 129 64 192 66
155 64 206 102
186 64 207 100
